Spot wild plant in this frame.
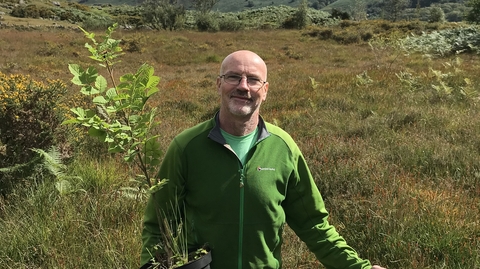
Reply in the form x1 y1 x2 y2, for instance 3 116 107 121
429 57 478 99
399 26 480 56
396 56 478 100
63 23 206 268
0 72 68 170
63 23 162 191
30 147 83 195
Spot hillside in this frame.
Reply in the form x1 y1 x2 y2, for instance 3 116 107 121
0 0 472 30
70 0 469 14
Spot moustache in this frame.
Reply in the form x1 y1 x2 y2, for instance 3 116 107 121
230 90 252 100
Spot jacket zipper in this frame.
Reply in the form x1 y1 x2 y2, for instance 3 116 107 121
238 164 245 269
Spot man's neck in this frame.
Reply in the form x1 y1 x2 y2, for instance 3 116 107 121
219 111 259 136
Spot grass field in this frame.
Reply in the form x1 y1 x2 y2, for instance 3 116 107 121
0 23 479 268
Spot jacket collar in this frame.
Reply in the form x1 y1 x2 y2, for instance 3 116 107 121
208 112 270 144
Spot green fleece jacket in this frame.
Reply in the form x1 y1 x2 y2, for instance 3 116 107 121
141 114 372 269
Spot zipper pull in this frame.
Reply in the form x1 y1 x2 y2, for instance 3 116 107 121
239 169 245 188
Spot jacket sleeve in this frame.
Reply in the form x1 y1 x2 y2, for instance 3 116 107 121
140 138 186 267
283 150 372 269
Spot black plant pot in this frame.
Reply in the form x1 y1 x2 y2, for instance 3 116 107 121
178 250 212 269
140 249 212 269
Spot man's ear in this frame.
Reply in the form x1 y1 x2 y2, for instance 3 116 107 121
262 82 269 101
216 77 222 95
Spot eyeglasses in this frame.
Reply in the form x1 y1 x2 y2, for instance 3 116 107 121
219 74 266 90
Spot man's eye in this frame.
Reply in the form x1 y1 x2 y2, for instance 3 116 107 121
226 75 241 80
247 77 261 83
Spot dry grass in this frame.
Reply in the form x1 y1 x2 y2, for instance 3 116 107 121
1 24 480 268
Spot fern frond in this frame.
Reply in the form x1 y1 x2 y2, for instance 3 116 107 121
0 155 41 174
31 147 66 179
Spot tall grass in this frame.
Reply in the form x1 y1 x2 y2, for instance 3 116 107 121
1 22 479 268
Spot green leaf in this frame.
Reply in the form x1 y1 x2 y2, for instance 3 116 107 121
69 64 82 77
81 85 100 96
148 179 169 194
55 180 73 195
95 76 108 93
147 75 160 89
106 88 118 99
146 87 159 98
71 107 86 118
149 158 161 166
109 145 124 153
120 73 135 82
62 118 79 125
93 96 108 105
88 127 106 138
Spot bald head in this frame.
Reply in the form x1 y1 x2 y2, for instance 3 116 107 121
220 50 267 81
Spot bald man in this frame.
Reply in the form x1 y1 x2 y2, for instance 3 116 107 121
140 50 386 269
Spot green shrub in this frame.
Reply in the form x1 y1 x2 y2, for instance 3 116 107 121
10 4 39 18
466 0 480 24
195 13 219 32
218 15 245 31
141 0 186 30
400 26 480 55
0 73 69 167
429 6 446 23
81 16 115 30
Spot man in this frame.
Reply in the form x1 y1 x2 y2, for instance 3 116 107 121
141 50 386 269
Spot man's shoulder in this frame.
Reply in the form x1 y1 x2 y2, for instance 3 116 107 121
174 118 215 144
264 121 298 150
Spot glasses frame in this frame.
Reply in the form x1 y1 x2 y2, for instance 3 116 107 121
219 74 267 90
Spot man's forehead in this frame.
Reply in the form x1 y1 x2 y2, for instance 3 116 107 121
221 58 266 75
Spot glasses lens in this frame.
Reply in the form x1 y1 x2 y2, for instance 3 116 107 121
223 75 264 89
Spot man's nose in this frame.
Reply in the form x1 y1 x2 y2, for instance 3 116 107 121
237 76 250 89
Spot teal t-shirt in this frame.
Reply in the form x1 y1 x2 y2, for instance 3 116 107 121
220 127 258 165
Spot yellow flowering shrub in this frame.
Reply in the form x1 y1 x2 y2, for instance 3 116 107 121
0 72 69 167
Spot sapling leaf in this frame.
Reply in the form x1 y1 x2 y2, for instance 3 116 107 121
120 73 135 82
146 74 160 89
106 88 118 99
81 85 100 95
146 87 159 98
70 107 86 118
95 75 108 93
69 64 82 77
88 126 106 138
93 96 108 105
61 118 79 124
109 144 124 153
148 179 169 194
80 66 99 84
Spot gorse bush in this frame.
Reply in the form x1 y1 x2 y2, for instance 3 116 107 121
10 4 55 19
0 72 75 196
0 72 68 168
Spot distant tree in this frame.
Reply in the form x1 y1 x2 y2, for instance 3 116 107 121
141 0 185 30
316 0 336 9
193 0 219 14
281 0 309 29
296 0 309 28
330 8 351 20
465 0 480 24
383 0 410 21
351 0 367 21
428 6 445 23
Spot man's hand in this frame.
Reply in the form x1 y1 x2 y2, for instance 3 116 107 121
372 266 386 269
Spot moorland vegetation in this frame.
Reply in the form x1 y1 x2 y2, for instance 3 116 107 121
0 6 480 269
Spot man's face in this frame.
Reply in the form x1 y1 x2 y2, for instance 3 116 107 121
216 53 269 118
